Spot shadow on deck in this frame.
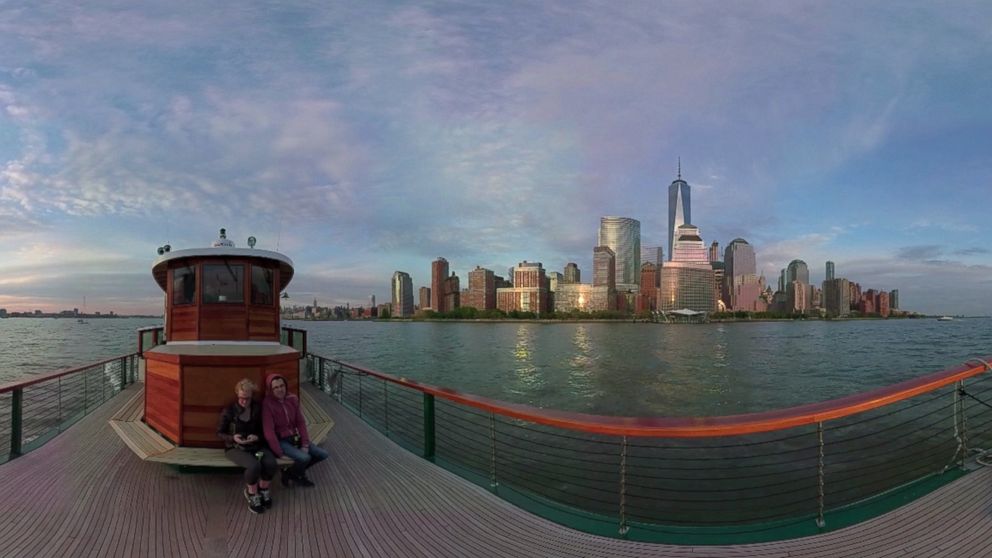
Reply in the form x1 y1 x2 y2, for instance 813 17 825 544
1 382 991 558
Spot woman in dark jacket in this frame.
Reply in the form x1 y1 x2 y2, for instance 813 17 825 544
218 378 277 514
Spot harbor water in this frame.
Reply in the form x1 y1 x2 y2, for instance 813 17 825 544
1 317 988 417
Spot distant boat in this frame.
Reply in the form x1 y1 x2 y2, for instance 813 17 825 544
937 316 954 321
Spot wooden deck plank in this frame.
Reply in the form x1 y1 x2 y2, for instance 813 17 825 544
4 382 992 557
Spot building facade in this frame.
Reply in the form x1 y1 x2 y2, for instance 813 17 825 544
658 262 715 313
598 216 641 290
554 283 615 313
391 271 414 317
641 246 663 267
443 273 460 311
592 246 616 290
825 261 835 282
671 224 708 263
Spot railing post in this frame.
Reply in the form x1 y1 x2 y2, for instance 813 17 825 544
120 357 127 391
318 359 325 392
358 373 363 418
423 393 435 461
618 435 629 537
489 412 498 491
384 381 390 437
817 421 826 528
10 388 23 458
57 377 63 431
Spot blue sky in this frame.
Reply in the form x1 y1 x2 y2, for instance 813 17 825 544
1 1 990 315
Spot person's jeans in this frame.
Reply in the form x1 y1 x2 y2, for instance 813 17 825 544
279 438 329 478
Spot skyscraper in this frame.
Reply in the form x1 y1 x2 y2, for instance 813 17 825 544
431 257 449 312
786 260 809 285
418 287 431 311
496 261 549 316
598 216 640 290
667 162 691 262
826 261 835 282
391 271 414 317
724 238 759 311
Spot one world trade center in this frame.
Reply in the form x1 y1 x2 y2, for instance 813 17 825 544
667 160 691 261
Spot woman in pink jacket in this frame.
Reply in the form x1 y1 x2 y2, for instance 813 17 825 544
262 373 328 487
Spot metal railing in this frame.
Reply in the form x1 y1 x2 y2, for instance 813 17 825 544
281 326 307 357
136 325 165 355
303 351 992 544
0 353 141 464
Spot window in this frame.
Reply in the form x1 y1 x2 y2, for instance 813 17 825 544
202 263 244 304
173 266 196 305
251 266 274 305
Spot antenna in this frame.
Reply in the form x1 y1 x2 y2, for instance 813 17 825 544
677 157 681 180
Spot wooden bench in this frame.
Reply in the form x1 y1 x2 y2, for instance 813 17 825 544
110 386 335 467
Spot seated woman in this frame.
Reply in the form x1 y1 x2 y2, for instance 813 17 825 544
262 374 328 487
218 378 277 514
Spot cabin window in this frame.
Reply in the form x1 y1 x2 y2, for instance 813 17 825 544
251 266 274 305
172 266 196 305
202 263 244 304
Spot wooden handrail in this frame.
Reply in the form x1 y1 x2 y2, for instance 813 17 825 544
0 353 139 394
313 353 992 438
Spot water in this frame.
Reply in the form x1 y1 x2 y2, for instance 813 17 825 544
1 317 989 417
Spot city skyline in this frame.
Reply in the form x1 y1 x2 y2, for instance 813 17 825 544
1 2 990 316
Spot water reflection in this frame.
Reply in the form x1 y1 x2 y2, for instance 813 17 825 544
566 325 596 403
510 324 542 397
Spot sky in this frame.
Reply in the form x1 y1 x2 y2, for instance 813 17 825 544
1 1 990 316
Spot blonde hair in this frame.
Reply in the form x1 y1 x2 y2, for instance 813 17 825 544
235 378 257 395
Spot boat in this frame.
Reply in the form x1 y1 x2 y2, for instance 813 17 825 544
938 316 954 321
1 230 991 556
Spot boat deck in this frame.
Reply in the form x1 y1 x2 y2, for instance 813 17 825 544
2 382 991 558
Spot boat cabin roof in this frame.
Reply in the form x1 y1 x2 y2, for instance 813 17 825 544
151 247 294 292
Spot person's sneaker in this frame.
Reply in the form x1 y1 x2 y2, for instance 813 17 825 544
259 489 272 509
244 489 265 514
295 474 315 488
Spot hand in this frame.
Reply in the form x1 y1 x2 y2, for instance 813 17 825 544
301 446 310 454
233 434 245 445
245 434 258 443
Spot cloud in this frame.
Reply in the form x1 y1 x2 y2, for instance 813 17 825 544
953 247 990 256
896 245 944 260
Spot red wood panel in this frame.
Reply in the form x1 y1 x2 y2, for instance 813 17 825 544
248 305 279 340
168 305 198 342
198 304 248 340
144 364 180 443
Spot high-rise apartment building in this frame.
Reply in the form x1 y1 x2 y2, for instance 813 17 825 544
496 261 549 316
592 246 616 290
431 258 449 312
547 271 563 293
554 284 615 313
443 272 460 311
889 289 899 310
391 271 414 317
464 266 496 311
787 280 809 313
563 263 580 284
823 278 850 317
598 217 640 290
709 241 720 263
667 165 691 262
825 261 835 282
418 287 431 311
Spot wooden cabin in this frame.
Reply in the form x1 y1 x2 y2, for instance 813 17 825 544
144 229 299 447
